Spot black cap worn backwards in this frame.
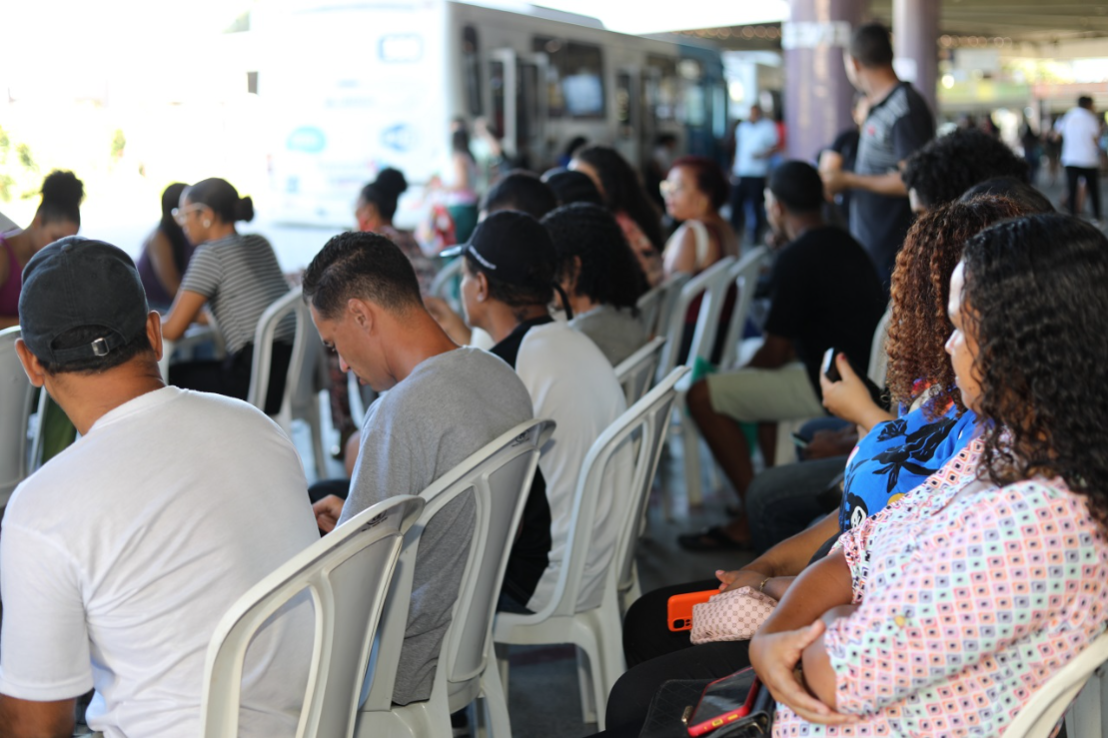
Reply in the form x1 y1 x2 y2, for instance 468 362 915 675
441 209 557 289
19 236 150 364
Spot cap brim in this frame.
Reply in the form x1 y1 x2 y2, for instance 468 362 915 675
439 244 466 258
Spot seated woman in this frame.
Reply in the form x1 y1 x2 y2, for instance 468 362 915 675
162 178 292 415
571 145 666 287
754 213 1108 736
136 182 192 311
606 196 1036 735
660 155 739 277
541 203 648 366
356 168 435 294
0 170 84 328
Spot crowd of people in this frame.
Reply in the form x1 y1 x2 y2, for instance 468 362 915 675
0 20 1106 739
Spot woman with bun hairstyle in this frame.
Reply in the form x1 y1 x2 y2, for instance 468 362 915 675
162 178 293 414
0 170 84 328
355 167 435 294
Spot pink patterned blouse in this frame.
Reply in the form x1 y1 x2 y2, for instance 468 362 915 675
774 438 1108 737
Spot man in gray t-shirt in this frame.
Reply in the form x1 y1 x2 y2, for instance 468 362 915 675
304 232 533 705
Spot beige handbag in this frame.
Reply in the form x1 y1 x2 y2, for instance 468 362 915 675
689 586 777 645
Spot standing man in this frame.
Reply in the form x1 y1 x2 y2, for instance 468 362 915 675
1055 95 1103 223
821 22 934 293
729 104 780 245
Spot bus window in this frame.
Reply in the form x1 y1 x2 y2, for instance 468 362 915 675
533 37 605 119
616 71 633 139
490 59 506 142
463 25 482 117
646 55 679 122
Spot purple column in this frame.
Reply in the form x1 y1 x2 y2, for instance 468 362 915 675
783 0 866 161
893 0 940 117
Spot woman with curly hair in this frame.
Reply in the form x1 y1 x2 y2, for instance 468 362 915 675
604 196 1037 735
757 213 1108 737
901 126 1029 214
542 202 648 365
570 144 666 286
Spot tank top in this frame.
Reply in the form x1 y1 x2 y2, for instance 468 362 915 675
0 235 23 317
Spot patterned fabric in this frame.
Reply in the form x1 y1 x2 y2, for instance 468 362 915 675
690 587 777 644
774 438 1108 737
838 403 977 531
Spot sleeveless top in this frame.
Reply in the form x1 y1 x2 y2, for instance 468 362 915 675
0 235 23 317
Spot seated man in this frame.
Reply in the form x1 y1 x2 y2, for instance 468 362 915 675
681 161 886 551
450 211 631 613
305 232 534 705
3 237 317 737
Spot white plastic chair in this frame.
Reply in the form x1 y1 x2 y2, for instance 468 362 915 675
249 287 329 479
430 257 463 314
614 336 666 407
200 495 425 738
1001 628 1108 738
634 282 665 337
0 328 36 508
494 367 688 731
354 418 555 738
650 272 691 340
867 306 892 388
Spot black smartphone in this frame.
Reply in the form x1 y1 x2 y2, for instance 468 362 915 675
822 347 842 382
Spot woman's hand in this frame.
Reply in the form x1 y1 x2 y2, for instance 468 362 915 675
750 621 857 725
819 352 893 434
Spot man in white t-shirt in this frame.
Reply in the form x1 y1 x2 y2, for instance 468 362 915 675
729 104 780 244
1055 95 1103 221
4 237 317 737
448 210 631 613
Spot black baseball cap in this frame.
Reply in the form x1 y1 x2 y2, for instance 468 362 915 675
440 210 557 288
19 236 150 364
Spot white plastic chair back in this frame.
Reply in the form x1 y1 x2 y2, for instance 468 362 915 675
867 306 892 388
716 247 769 371
430 257 464 314
1001 628 1108 737
652 272 691 340
634 282 665 336
614 336 666 406
355 418 555 738
200 495 424 738
249 287 328 478
0 328 35 507
656 257 736 382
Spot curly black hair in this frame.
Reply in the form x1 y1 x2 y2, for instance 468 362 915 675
960 214 1108 528
572 145 665 251
902 128 1029 209
541 203 647 311
38 170 84 226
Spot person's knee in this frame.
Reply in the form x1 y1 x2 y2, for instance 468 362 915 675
687 379 714 422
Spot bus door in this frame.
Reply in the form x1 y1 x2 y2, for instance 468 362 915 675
615 68 639 168
639 66 663 172
490 48 548 170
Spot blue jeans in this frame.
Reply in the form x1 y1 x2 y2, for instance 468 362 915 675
745 456 848 552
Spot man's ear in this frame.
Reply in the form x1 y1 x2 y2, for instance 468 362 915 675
147 312 164 363
475 272 489 302
347 298 376 333
14 339 46 388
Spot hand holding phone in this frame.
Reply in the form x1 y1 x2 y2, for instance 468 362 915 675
822 347 842 383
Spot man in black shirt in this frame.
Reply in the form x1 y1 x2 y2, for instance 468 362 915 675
820 22 934 294
682 161 885 550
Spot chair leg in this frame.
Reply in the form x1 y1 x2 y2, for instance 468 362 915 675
309 399 328 481
682 416 704 508
575 645 599 727
480 660 513 738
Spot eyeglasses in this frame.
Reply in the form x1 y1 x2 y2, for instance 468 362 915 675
171 204 205 225
659 181 686 197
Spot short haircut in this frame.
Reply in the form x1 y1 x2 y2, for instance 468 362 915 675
670 155 730 211
483 170 558 220
849 23 894 68
302 231 422 319
542 168 604 207
958 177 1055 213
768 160 824 213
1079 95 1094 109
39 325 153 375
902 128 1029 209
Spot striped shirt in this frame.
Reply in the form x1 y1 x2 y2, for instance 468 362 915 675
180 233 293 354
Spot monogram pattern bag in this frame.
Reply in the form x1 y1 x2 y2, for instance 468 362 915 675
689 586 777 645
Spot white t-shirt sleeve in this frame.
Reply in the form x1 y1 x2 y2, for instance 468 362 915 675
0 524 94 701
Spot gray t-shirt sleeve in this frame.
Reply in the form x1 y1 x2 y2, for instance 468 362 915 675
179 245 221 299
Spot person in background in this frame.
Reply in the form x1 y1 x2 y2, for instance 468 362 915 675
901 127 1029 215
1019 118 1043 185
542 203 648 366
434 123 480 243
1054 94 1103 223
136 183 192 312
481 169 558 221
3 237 315 737
0 170 84 329
557 135 588 168
162 178 293 415
757 214 1108 737
821 22 934 294
541 168 604 207
356 168 435 294
305 232 535 701
645 133 679 211
819 95 869 226
729 105 779 245
662 155 739 276
571 144 666 287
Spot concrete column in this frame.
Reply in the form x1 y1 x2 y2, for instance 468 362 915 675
783 0 866 161
893 0 940 117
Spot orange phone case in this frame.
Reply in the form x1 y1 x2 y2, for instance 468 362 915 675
666 589 719 632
